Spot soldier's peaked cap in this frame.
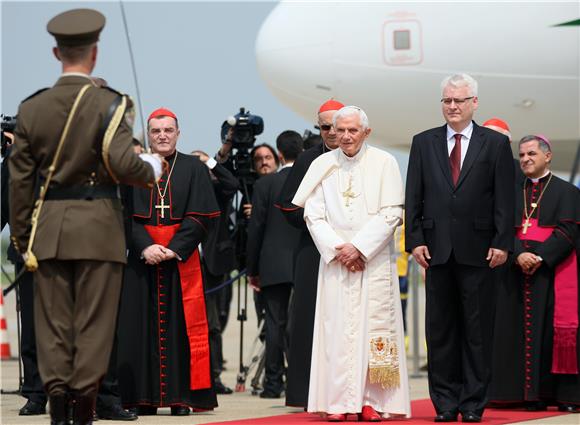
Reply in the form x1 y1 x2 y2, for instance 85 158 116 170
47 9 105 47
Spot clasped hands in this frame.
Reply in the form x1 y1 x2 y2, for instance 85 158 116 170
335 243 365 272
516 252 542 275
143 244 177 265
412 245 508 269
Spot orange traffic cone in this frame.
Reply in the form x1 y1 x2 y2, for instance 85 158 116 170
0 292 11 360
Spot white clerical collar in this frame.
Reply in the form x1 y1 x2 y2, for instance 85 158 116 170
446 121 474 141
324 143 336 152
530 170 551 183
61 72 93 81
339 143 367 163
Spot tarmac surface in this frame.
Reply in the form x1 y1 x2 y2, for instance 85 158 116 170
1 278 577 424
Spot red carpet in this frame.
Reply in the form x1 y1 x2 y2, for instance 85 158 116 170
206 398 568 424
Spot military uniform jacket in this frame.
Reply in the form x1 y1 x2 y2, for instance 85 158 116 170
9 74 155 263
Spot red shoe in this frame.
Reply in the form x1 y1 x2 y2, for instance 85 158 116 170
359 405 381 422
327 413 347 422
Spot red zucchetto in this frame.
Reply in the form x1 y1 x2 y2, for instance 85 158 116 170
318 99 345 113
148 107 177 122
482 117 511 141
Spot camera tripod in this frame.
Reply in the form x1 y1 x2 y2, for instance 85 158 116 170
234 317 266 394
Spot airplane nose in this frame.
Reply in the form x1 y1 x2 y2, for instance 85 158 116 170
255 2 337 120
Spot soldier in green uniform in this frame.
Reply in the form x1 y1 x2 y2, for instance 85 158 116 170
8 9 163 425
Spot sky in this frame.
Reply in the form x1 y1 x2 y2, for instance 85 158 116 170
1 0 315 157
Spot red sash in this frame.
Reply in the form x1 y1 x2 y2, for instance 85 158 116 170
144 224 211 390
517 218 578 374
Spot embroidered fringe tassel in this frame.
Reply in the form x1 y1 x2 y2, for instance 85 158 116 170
369 365 400 390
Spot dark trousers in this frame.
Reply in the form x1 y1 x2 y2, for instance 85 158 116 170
218 284 233 334
204 270 227 381
15 262 46 405
425 254 495 416
35 260 123 397
399 275 409 333
97 319 123 409
261 283 291 394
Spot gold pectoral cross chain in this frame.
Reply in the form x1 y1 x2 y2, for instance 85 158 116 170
522 173 552 235
154 152 178 219
155 196 170 218
342 174 358 207
521 218 532 235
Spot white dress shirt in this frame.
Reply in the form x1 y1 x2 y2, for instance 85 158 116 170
446 121 473 169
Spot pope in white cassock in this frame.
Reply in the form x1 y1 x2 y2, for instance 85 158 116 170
292 106 410 422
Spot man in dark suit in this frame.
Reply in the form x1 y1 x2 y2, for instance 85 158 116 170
193 149 239 394
405 74 515 423
246 131 303 398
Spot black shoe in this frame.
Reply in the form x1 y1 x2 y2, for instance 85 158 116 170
19 400 47 415
461 411 481 423
49 394 69 425
434 411 458 422
259 390 282 399
72 395 96 425
525 401 547 411
215 381 233 394
558 404 580 413
96 404 138 421
136 405 157 416
171 406 190 416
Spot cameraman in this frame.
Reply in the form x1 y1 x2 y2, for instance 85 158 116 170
192 149 239 394
217 136 278 218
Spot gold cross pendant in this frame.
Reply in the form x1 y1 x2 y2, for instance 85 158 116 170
342 175 358 207
522 218 532 235
155 197 170 218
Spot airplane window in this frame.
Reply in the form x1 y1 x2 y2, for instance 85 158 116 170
394 30 411 50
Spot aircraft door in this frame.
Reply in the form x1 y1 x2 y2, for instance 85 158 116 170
383 19 423 66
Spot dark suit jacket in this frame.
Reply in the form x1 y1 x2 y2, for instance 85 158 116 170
202 163 239 278
246 167 301 287
405 122 515 267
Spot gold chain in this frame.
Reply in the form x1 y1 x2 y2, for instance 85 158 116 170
156 151 178 200
523 173 553 221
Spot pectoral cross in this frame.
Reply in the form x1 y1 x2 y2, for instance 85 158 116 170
342 175 358 207
155 197 170 219
522 218 532 235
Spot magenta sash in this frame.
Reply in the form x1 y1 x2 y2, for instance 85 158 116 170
517 218 578 374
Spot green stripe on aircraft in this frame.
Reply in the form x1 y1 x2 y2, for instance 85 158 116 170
553 18 580 26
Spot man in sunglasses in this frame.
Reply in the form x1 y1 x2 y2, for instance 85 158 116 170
276 99 344 408
405 73 515 423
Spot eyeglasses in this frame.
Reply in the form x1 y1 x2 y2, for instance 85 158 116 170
441 97 474 106
316 124 333 131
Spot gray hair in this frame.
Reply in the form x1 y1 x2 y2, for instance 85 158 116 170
519 135 551 153
332 106 369 130
441 73 478 97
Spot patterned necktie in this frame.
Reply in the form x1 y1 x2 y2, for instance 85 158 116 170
450 133 462 185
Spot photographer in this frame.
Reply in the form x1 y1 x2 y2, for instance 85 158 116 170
192 149 239 394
